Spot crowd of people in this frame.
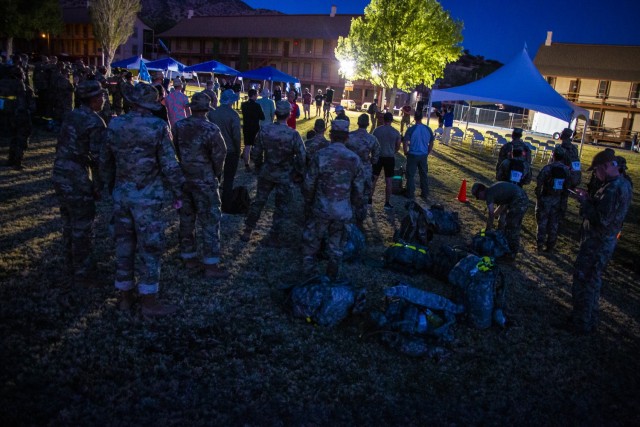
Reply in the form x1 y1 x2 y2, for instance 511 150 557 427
0 53 634 334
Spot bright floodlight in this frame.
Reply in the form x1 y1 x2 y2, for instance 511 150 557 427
339 59 356 79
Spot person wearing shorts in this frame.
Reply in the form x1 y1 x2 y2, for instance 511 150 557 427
372 112 402 209
302 88 312 120
315 90 323 117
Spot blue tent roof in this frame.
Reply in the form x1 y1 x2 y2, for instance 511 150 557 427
145 57 185 72
183 60 239 76
111 55 148 69
239 66 299 83
431 49 588 122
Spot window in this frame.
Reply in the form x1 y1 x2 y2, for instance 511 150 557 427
291 63 300 77
262 38 269 53
321 63 329 79
176 39 183 50
630 82 640 106
305 39 313 54
186 39 193 51
231 39 239 52
281 62 288 74
293 39 301 55
271 38 278 53
303 63 311 77
597 80 609 99
568 79 580 102
591 111 603 127
322 39 331 55
546 76 556 88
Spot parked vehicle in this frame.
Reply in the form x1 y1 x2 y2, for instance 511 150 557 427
361 102 372 112
340 99 357 110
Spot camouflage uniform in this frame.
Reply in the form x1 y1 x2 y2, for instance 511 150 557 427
0 67 32 168
346 127 380 219
304 133 330 166
482 181 529 257
33 58 50 117
52 68 74 124
244 121 306 237
559 138 582 218
101 105 185 295
173 113 227 267
302 134 365 277
496 138 532 173
496 157 532 187
52 99 106 282
534 160 570 250
572 175 632 333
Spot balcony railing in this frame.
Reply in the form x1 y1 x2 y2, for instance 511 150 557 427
563 92 640 108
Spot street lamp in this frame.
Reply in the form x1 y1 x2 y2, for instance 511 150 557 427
41 33 50 55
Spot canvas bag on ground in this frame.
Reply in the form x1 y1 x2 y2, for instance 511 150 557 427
427 204 461 235
470 229 511 258
384 241 433 274
393 200 435 246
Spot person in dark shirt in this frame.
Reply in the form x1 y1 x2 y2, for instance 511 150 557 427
240 88 265 171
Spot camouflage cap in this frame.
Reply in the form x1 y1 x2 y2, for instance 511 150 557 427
76 80 106 99
188 92 211 111
220 89 239 105
357 113 369 126
587 149 616 171
471 182 485 198
331 120 350 133
275 100 291 115
615 156 628 170
127 83 162 111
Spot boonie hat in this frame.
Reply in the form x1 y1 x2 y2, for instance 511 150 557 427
275 100 291 115
587 149 617 171
357 114 369 126
76 80 107 99
331 120 350 132
188 92 211 111
220 89 239 105
127 83 162 111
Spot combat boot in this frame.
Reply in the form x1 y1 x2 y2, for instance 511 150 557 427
118 289 136 311
204 263 230 279
140 294 177 317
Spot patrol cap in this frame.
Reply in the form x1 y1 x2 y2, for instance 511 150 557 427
615 156 628 171
275 100 291 115
172 78 183 87
335 105 345 113
220 89 239 105
314 118 326 131
357 113 369 126
471 182 486 198
560 128 573 139
76 80 107 99
127 83 162 111
188 92 211 111
331 120 350 133
587 149 617 171
512 127 523 136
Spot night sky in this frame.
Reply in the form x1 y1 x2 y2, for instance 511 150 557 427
244 0 640 63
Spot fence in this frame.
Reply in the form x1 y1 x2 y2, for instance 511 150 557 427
452 104 527 130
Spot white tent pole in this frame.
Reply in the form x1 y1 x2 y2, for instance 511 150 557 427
425 95 433 127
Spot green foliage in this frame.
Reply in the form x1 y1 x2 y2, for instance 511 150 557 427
0 0 62 39
90 0 141 71
335 0 463 91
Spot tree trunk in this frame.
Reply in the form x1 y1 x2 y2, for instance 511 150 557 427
104 48 114 77
5 37 14 60
388 87 398 113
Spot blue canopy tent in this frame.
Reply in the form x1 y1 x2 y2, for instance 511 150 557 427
184 60 240 88
111 55 148 70
429 48 589 152
239 66 299 94
144 57 186 77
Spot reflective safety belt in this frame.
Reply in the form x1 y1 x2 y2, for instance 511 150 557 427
391 242 427 255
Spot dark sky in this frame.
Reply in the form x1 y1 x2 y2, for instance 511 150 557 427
244 0 640 63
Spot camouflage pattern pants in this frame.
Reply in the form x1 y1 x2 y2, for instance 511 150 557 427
2 112 31 166
179 187 222 265
245 178 292 235
113 194 165 295
55 192 96 281
356 166 373 222
535 195 562 247
302 218 346 275
572 234 617 333
500 195 529 256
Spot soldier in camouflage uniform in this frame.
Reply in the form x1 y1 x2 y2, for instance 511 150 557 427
120 72 134 114
534 146 570 253
101 83 185 317
201 80 218 109
93 66 113 125
346 113 380 223
302 120 365 279
569 149 632 334
33 56 50 117
110 70 124 116
0 66 32 170
52 63 74 127
496 128 532 173
471 181 529 260
52 81 107 286
558 128 582 220
496 147 532 187
241 100 306 246
173 92 230 279
304 119 330 166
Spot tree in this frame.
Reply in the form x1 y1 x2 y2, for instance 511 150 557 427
335 0 463 110
90 0 141 75
0 0 62 58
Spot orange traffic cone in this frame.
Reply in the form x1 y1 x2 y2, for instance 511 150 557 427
456 179 468 203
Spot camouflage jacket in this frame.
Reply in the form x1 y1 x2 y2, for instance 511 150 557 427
207 105 241 154
346 128 381 170
252 121 306 183
560 139 582 186
52 105 107 196
496 157 532 187
173 115 227 189
304 142 365 221
497 139 532 170
304 133 330 167
101 110 184 200
535 160 570 198
579 175 632 240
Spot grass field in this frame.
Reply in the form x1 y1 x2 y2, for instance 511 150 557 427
1 108 639 425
